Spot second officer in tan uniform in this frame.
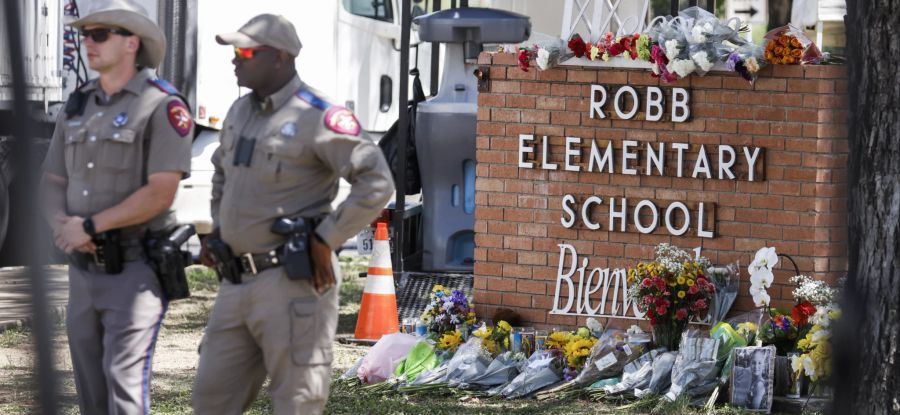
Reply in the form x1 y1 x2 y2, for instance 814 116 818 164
192 14 394 414
40 0 193 413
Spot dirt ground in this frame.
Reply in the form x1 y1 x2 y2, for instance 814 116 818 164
0 261 767 414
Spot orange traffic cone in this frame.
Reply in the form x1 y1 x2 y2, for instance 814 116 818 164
354 222 399 340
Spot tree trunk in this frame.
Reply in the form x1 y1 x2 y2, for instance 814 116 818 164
767 0 792 30
834 1 900 414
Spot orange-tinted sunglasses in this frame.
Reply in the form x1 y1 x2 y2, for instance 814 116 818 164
233 46 269 60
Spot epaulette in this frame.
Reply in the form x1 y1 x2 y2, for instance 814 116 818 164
148 78 180 96
295 88 332 111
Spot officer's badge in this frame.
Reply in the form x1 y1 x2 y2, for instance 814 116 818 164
281 122 297 138
324 107 360 136
112 112 128 127
167 101 192 137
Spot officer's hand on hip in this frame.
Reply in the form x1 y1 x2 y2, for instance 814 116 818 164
199 236 215 267
310 235 335 294
58 216 92 254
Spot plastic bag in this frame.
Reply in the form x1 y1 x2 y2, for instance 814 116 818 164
445 337 493 387
572 329 645 387
357 333 420 384
500 350 563 399
707 262 741 324
393 340 440 383
602 348 665 395
662 332 721 402
467 351 525 386
679 6 739 44
635 351 678 398
710 322 748 383
764 24 823 65
341 357 364 380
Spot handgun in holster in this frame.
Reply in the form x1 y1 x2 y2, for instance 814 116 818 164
95 229 124 274
206 236 240 284
271 217 314 280
144 225 195 301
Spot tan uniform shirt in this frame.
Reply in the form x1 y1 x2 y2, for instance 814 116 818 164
43 68 193 237
211 75 394 254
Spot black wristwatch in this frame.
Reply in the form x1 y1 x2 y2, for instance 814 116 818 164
82 217 98 238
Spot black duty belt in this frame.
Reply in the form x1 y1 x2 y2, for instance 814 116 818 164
236 249 284 277
69 245 144 271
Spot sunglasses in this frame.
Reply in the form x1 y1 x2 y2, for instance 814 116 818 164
233 46 271 60
80 28 134 43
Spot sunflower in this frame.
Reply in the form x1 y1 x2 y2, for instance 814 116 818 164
438 330 462 351
546 331 572 350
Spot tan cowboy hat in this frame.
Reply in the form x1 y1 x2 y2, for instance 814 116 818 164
68 0 166 68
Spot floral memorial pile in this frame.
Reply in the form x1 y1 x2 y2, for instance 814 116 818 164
341 243 839 413
510 6 833 85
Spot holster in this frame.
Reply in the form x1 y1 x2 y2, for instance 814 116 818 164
144 225 195 301
68 229 125 274
206 236 241 284
271 217 316 280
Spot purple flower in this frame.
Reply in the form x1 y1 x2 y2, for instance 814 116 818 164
563 367 579 382
725 52 740 72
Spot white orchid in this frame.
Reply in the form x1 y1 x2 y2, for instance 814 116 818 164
749 247 779 274
750 268 774 288
750 284 771 307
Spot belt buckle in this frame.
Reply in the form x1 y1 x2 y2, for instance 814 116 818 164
241 253 258 275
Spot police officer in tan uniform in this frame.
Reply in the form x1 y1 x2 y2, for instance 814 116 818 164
40 0 193 413
192 14 393 415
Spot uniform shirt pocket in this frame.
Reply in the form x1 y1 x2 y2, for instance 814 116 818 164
259 135 306 183
290 296 333 366
98 128 138 171
64 129 87 176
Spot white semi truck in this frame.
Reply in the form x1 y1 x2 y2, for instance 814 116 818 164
0 0 563 264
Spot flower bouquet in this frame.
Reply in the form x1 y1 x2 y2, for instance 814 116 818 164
726 43 767 85
628 243 716 350
472 320 512 356
763 24 823 65
792 304 839 384
421 284 475 340
498 349 565 399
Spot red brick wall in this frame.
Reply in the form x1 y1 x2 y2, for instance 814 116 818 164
473 51 849 329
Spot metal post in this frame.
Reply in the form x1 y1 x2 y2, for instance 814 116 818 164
707 0 716 13
429 0 441 97
393 0 411 272
670 0 679 16
2 1 58 414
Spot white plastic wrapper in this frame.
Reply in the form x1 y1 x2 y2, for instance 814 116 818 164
635 351 678 398
500 350 563 399
357 333 420 384
662 332 721 402
602 348 665 395
467 351 524 387
444 337 493 387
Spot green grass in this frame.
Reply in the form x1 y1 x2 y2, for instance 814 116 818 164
186 265 219 292
0 326 31 349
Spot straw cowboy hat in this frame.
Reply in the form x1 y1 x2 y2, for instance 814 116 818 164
68 0 166 68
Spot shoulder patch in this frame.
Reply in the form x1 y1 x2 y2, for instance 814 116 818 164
167 100 192 137
324 106 360 136
295 88 332 111
148 78 180 96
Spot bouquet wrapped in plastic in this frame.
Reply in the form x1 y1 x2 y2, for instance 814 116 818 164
727 43 767 85
710 322 748 384
707 262 741 325
572 329 645 386
634 351 678 398
764 24 823 65
444 337 493 387
466 351 526 387
678 7 740 76
357 333 420 384
602 348 666 395
662 331 721 402
392 340 440 384
500 349 564 399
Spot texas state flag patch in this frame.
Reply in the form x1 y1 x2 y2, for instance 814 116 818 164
167 101 192 137
324 107 360 136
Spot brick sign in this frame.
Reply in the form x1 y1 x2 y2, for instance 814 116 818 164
473 52 849 328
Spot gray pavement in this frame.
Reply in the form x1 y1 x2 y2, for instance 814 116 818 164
0 266 69 331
